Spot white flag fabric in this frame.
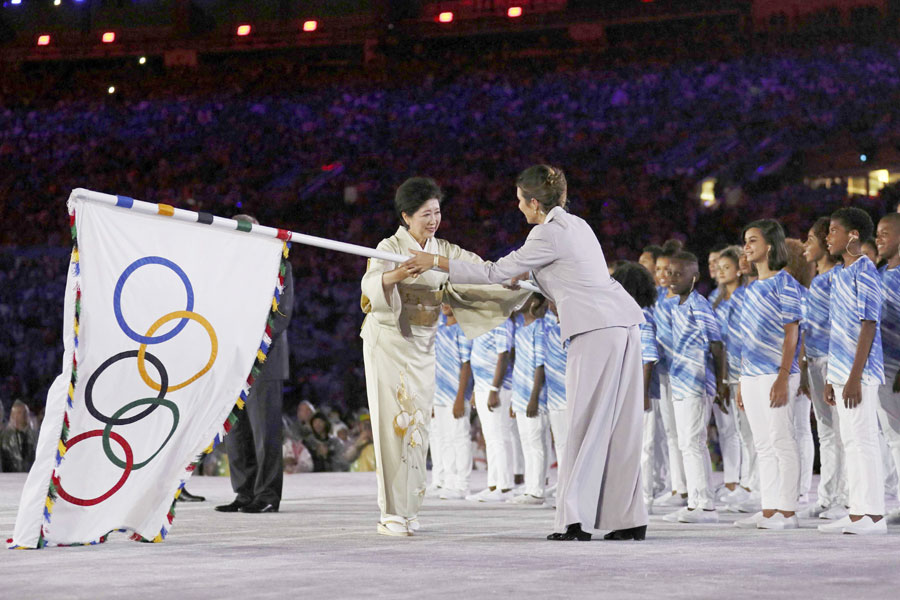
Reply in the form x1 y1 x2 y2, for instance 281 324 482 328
10 191 289 548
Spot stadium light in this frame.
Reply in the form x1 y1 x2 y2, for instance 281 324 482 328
438 12 453 23
108 86 116 94
303 20 318 32
508 7 523 18
102 32 116 44
11 0 22 6
236 25 251 36
138 56 147 65
37 35 51 47
54 0 61 5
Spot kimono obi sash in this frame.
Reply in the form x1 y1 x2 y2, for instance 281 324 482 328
400 288 444 328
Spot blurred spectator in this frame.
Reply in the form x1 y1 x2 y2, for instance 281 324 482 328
0 400 37 472
347 415 376 472
304 412 342 472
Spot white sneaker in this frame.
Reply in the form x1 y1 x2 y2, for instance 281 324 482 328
734 511 765 529
377 516 411 537
662 507 687 523
654 491 688 508
678 508 719 524
425 485 443 498
507 494 545 505
721 487 750 505
757 513 799 530
465 488 491 502
842 516 888 535
729 492 762 513
439 488 466 500
478 488 512 503
799 504 829 519
818 515 852 533
819 505 849 521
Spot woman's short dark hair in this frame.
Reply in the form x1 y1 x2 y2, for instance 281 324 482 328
712 246 746 308
742 219 788 271
516 165 567 213
311 412 332 436
831 207 874 242
642 245 663 260
394 177 442 228
660 238 684 257
612 261 657 309
810 216 830 253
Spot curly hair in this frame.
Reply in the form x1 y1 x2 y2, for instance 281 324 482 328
612 261 658 309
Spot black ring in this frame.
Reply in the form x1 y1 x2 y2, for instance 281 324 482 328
84 350 169 425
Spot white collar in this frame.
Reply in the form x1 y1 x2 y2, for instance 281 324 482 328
396 226 434 252
543 205 564 225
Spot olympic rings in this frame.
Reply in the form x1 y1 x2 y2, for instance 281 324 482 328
85 350 169 425
113 257 194 345
103 398 180 470
56 430 133 507
136 310 218 392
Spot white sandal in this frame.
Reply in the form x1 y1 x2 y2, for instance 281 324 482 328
377 516 410 537
406 517 421 532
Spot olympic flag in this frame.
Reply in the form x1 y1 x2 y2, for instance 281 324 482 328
9 190 289 548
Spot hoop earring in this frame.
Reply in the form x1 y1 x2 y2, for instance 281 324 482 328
846 238 863 258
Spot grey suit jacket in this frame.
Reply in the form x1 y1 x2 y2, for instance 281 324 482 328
449 206 644 343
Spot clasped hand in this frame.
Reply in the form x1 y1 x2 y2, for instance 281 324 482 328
403 250 434 276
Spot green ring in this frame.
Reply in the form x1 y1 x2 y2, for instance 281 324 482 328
102 398 179 470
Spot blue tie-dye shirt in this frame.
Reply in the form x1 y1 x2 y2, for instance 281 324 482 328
434 314 474 407
471 319 515 390
802 266 840 360
511 314 547 413
669 291 722 400
714 286 745 383
828 256 884 386
543 311 567 410
654 292 679 377
880 265 900 379
640 307 661 399
740 270 803 377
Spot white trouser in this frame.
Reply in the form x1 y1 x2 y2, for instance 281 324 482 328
548 407 569 478
474 387 514 491
792 392 814 498
807 357 846 507
506 406 525 477
431 404 473 492
658 374 688 495
881 383 900 493
730 382 758 491
834 384 885 515
515 411 549 497
712 400 741 485
642 395 670 503
672 394 714 510
881 427 899 498
741 373 800 512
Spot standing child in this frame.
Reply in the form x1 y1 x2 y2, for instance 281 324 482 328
509 295 550 504
735 219 803 531
875 212 900 522
800 217 847 520
663 251 727 524
543 302 568 500
819 208 886 535
431 305 474 500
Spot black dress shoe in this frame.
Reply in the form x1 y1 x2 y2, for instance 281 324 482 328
603 525 647 541
214 499 249 512
547 523 592 541
239 500 279 513
178 488 206 502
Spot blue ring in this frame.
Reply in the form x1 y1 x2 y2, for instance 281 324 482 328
113 257 194 344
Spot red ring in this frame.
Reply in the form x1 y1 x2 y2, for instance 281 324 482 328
56 430 133 507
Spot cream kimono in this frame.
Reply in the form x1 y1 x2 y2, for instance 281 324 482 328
361 227 527 521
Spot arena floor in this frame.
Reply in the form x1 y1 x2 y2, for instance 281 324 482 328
1 471 898 599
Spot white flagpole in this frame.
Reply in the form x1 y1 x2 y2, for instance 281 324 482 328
70 188 541 293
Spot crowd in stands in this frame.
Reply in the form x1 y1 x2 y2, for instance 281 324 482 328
3 41 900 471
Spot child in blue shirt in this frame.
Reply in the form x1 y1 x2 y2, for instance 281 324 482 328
467 318 516 502
430 306 474 499
735 219 803 531
800 217 846 519
662 251 726 524
509 295 549 504
819 208 886 535
875 212 900 523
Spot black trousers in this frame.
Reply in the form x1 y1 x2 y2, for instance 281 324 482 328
225 378 284 506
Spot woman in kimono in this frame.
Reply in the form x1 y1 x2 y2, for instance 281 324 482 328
361 177 525 537
404 165 648 541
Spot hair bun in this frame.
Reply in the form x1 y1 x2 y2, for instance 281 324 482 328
546 169 560 186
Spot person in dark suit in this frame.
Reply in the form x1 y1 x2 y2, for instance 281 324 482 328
216 215 294 514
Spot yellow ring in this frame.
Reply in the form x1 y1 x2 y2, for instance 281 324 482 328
137 310 218 392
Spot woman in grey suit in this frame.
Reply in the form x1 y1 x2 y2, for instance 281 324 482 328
404 165 648 541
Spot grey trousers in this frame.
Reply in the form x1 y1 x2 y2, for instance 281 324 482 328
225 378 284 507
555 325 648 533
